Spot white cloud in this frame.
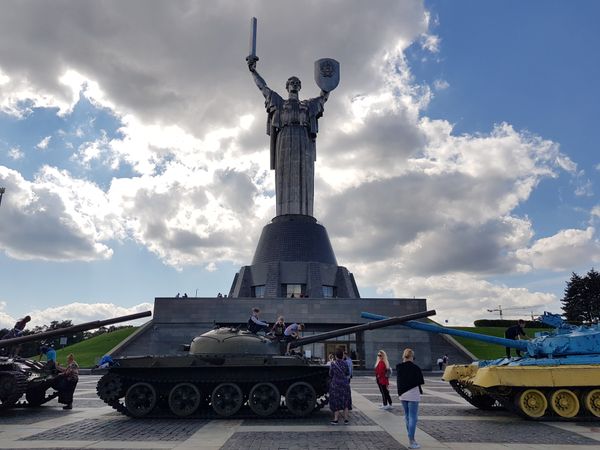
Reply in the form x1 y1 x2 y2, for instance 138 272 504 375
8 147 24 160
433 79 449 91
515 227 600 271
36 136 51 150
0 166 122 261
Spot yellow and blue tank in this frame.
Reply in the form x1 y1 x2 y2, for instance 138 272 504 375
361 311 600 421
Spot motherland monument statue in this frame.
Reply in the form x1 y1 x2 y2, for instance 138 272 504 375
246 17 339 217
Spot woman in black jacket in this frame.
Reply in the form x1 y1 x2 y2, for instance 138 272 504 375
395 348 424 449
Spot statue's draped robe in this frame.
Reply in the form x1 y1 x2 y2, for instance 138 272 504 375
262 87 325 216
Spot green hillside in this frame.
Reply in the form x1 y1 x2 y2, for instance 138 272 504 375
54 327 138 368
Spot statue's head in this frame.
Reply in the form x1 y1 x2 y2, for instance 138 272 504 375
286 76 301 94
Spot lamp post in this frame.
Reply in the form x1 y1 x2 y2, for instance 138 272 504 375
0 187 5 206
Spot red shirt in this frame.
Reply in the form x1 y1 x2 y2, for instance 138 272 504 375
375 360 389 385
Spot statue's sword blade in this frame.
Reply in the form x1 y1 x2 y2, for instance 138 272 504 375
249 17 257 58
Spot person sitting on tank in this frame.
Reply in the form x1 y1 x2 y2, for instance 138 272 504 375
270 316 286 338
284 322 305 354
504 319 527 357
1 315 31 340
54 353 79 410
247 307 270 334
38 345 58 373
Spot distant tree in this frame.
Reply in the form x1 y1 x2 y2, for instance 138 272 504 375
561 268 600 324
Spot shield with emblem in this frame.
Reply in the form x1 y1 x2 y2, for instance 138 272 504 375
314 58 340 92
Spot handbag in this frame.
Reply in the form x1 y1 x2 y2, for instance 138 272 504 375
385 367 392 378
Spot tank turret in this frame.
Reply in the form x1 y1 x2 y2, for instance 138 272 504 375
97 309 436 419
361 311 600 421
0 311 152 410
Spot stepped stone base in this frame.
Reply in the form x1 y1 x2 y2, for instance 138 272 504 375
112 297 473 370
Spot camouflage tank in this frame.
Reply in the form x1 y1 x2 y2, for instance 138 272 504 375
362 311 600 421
96 310 435 418
0 311 152 409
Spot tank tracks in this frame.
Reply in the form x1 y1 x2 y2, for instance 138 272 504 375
450 380 600 421
97 369 329 419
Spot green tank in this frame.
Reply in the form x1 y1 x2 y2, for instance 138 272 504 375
0 312 152 409
96 310 435 418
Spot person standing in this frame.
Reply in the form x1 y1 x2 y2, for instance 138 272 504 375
436 357 443 371
56 353 79 410
504 319 527 357
328 348 351 425
396 348 425 450
375 349 393 410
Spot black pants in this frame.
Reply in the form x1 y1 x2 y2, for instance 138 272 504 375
55 376 78 404
377 382 392 406
505 342 522 358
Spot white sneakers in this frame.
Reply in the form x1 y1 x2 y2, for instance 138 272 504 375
383 405 393 410
408 442 421 449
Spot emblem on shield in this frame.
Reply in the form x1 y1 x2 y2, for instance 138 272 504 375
314 58 340 92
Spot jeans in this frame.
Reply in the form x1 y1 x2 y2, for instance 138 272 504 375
401 400 419 441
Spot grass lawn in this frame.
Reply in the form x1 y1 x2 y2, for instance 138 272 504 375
54 327 138 368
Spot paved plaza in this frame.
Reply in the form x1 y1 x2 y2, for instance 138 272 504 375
1 375 599 449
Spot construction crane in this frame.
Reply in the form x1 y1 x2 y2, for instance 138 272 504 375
486 304 546 320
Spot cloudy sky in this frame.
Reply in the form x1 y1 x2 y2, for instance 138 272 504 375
0 1 599 328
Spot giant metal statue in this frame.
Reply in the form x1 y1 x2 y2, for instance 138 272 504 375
246 17 339 217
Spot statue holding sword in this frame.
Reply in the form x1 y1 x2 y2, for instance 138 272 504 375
246 17 339 217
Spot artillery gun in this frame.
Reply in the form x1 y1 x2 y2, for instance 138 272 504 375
96 310 435 418
362 311 600 421
0 311 152 409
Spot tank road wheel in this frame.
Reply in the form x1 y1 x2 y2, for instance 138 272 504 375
583 389 600 418
550 389 580 418
285 382 317 417
124 382 157 417
96 373 123 403
517 389 548 419
211 383 243 417
248 383 280 417
168 383 202 417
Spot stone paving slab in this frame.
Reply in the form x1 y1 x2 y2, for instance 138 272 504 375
220 431 406 450
363 393 463 405
0 408 79 424
22 418 209 441
386 404 514 417
240 410 376 426
418 419 599 445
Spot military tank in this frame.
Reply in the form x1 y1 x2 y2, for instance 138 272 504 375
0 311 152 409
96 309 435 418
361 311 600 421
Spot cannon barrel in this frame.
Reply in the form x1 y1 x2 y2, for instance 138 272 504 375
0 311 152 347
360 311 529 351
289 310 436 349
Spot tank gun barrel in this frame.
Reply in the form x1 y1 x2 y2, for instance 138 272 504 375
0 311 152 347
289 310 436 349
361 312 529 351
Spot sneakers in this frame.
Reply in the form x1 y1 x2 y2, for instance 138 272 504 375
408 442 421 449
343 419 349 425
62 403 72 410
383 405 393 410
330 420 338 425
378 404 386 409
